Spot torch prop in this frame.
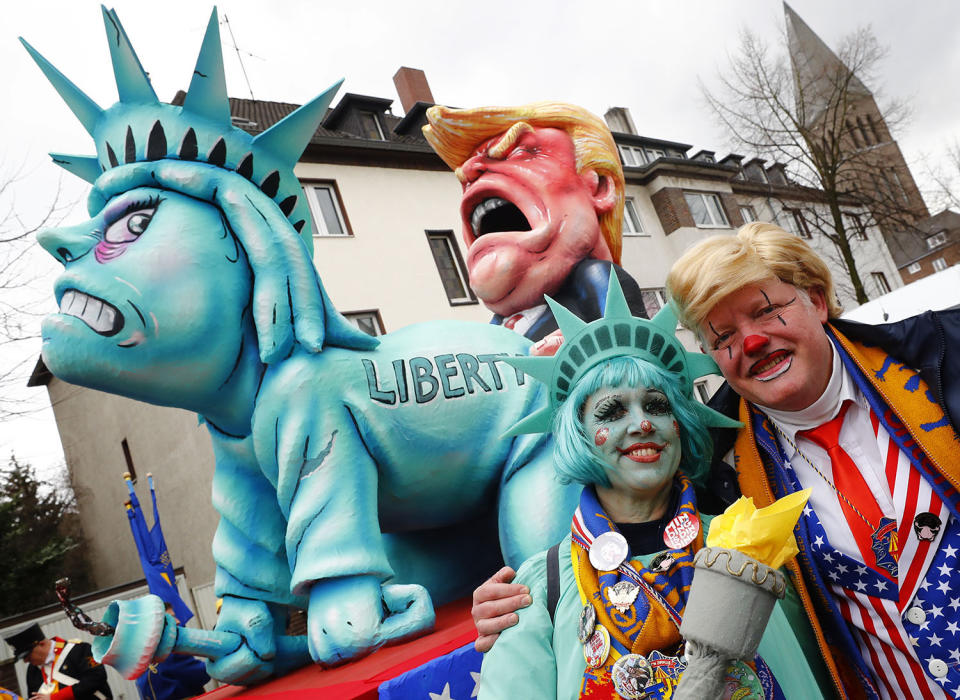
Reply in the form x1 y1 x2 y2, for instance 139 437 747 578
55 579 310 680
673 489 811 700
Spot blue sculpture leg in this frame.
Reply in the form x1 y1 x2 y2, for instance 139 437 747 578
498 434 580 566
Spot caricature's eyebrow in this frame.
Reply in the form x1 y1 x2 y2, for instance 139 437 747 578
760 289 773 305
488 121 535 159
708 321 722 337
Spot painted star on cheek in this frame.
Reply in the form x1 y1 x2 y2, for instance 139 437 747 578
594 427 609 446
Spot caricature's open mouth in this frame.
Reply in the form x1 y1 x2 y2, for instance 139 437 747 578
470 197 531 237
59 289 125 336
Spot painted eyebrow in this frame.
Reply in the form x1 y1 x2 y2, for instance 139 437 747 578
487 121 535 159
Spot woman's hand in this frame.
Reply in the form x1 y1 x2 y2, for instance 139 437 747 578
472 566 532 652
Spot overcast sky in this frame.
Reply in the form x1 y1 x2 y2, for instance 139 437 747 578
1 0 958 476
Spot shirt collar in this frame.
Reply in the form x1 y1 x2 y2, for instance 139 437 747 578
757 343 864 459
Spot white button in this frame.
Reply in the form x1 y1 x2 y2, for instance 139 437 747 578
928 658 948 678
906 607 926 625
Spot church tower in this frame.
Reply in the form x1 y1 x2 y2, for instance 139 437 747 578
784 3 928 255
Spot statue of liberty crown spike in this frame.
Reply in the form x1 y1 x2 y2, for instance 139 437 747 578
19 6 340 252
503 270 743 436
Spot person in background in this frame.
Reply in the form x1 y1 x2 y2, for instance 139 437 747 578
4 623 112 700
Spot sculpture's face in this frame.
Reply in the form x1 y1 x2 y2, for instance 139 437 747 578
458 126 613 316
699 280 831 412
37 187 252 406
582 383 681 498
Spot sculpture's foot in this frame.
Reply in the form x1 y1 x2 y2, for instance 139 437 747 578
307 575 435 667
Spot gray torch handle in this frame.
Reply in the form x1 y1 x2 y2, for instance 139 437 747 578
672 643 729 700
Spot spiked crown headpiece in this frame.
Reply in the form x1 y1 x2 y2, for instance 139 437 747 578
503 270 743 436
20 6 339 252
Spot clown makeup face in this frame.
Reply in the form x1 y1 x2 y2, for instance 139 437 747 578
582 384 681 516
457 125 615 316
699 279 832 412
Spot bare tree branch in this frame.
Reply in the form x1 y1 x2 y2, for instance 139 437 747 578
703 23 924 304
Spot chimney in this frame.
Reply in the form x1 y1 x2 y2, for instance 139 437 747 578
393 67 435 114
604 107 637 135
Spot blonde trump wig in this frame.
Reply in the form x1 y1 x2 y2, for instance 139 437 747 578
423 102 625 263
666 222 843 333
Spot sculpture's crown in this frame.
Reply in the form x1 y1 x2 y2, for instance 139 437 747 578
20 6 342 252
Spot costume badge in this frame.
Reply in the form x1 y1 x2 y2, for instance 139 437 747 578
723 659 764 698
871 516 899 577
647 649 686 682
650 552 675 573
590 531 629 571
611 653 653 699
577 604 596 644
914 512 942 542
583 625 611 668
607 581 640 613
663 511 699 549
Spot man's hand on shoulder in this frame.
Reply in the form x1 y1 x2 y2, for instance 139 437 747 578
472 566 532 652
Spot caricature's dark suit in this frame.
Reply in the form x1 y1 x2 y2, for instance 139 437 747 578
490 259 648 341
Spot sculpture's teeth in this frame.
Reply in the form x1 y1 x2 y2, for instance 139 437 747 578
59 289 124 336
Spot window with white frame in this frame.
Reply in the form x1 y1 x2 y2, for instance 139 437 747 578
739 205 758 223
871 271 891 295
618 145 647 167
694 380 711 405
623 197 645 235
907 262 921 275
358 111 385 140
933 257 948 272
784 208 812 239
304 183 349 236
684 192 729 228
640 288 668 316
343 310 385 337
646 148 666 162
843 213 868 241
426 231 476 305
927 230 948 249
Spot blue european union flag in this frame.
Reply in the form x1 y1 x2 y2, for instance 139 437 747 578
379 643 482 699
125 474 194 624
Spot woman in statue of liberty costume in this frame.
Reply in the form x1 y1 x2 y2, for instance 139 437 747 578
480 275 833 699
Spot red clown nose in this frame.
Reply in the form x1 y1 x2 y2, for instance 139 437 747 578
743 334 770 354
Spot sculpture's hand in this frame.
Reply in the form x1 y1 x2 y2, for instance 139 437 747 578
531 330 564 357
206 596 278 685
307 575 434 666
472 566 531 652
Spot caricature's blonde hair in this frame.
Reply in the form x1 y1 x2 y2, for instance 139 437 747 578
666 222 843 331
424 102 625 263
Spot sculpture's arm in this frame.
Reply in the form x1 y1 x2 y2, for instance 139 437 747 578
205 427 307 684
254 372 434 665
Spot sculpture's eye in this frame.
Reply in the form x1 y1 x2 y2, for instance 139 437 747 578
104 208 155 244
